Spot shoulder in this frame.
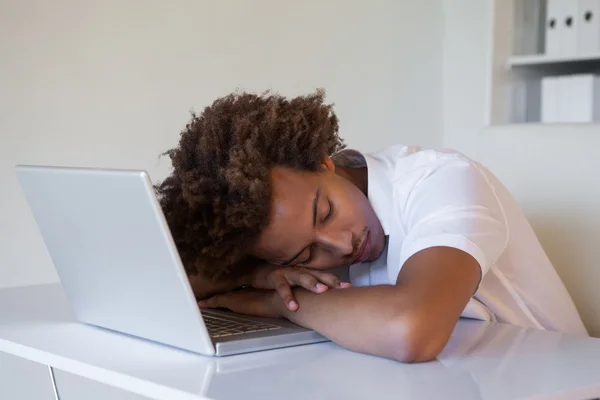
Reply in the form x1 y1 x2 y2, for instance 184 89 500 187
362 145 487 190
332 143 422 168
366 144 424 165
354 144 477 173
393 148 504 217
335 144 499 205
391 149 510 280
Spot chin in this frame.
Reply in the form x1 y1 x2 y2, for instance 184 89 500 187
370 231 386 261
372 247 385 262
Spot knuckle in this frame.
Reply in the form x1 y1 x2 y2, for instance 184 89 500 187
272 268 285 280
303 276 319 287
275 282 290 292
270 271 287 286
285 269 303 283
328 279 340 287
315 271 338 284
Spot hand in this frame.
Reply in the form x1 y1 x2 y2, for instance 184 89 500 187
198 289 282 318
187 272 246 300
250 264 351 311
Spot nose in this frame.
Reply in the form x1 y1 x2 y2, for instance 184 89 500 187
315 228 354 257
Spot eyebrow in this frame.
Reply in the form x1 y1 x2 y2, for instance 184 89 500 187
281 187 320 266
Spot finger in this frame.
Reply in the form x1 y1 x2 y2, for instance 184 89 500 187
306 270 343 289
198 295 220 309
292 272 329 293
305 270 352 289
274 276 298 311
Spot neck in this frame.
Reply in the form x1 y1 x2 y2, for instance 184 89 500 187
336 167 368 195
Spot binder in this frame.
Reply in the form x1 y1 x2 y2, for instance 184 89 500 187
578 0 600 54
560 0 580 57
562 74 600 122
545 0 563 55
545 0 579 57
541 76 561 122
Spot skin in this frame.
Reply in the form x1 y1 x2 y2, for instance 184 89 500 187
200 156 482 363
251 157 387 273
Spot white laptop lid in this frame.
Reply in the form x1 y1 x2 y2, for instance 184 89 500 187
15 165 215 356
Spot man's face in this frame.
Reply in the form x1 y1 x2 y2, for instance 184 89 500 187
250 159 386 270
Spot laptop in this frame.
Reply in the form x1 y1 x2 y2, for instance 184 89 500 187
15 164 329 356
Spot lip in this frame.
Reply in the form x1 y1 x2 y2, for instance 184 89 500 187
351 231 371 264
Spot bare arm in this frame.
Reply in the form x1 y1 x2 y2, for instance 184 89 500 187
279 246 481 362
189 263 349 306
200 158 502 361
187 272 250 300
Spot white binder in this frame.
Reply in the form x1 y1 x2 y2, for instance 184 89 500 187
578 0 600 54
545 0 563 56
561 0 580 57
541 76 561 122
562 74 600 122
546 0 579 57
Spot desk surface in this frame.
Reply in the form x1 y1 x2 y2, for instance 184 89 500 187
1 284 600 400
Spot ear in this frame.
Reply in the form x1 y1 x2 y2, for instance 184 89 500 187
322 156 335 172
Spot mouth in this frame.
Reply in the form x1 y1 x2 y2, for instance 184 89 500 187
351 230 371 264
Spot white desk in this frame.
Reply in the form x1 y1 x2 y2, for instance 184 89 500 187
1 284 600 400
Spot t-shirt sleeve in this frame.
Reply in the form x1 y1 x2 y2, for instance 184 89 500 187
395 153 509 281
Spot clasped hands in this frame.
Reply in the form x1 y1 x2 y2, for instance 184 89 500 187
198 265 351 318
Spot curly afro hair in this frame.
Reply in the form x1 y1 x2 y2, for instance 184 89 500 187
155 90 345 281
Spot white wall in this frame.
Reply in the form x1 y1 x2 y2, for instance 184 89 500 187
479 125 600 336
3 0 598 337
442 0 600 336
441 0 493 159
0 0 444 288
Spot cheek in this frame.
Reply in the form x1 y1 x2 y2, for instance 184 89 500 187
342 190 374 224
307 264 332 271
310 256 347 270
309 246 348 270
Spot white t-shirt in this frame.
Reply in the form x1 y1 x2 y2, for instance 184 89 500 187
333 144 588 336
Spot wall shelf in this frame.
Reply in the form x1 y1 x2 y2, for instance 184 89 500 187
488 0 600 126
508 53 600 68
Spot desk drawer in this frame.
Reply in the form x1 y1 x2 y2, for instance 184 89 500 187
0 352 55 400
53 369 151 400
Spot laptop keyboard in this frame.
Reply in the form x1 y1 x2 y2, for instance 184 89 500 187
204 314 282 338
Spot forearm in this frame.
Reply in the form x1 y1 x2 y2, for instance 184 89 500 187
280 286 426 362
188 271 252 299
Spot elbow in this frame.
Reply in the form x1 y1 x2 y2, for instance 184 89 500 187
385 315 450 363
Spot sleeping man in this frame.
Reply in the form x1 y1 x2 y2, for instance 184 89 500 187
155 90 587 362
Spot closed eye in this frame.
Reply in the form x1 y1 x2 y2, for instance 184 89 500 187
300 201 332 266
324 199 333 222
298 248 313 266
